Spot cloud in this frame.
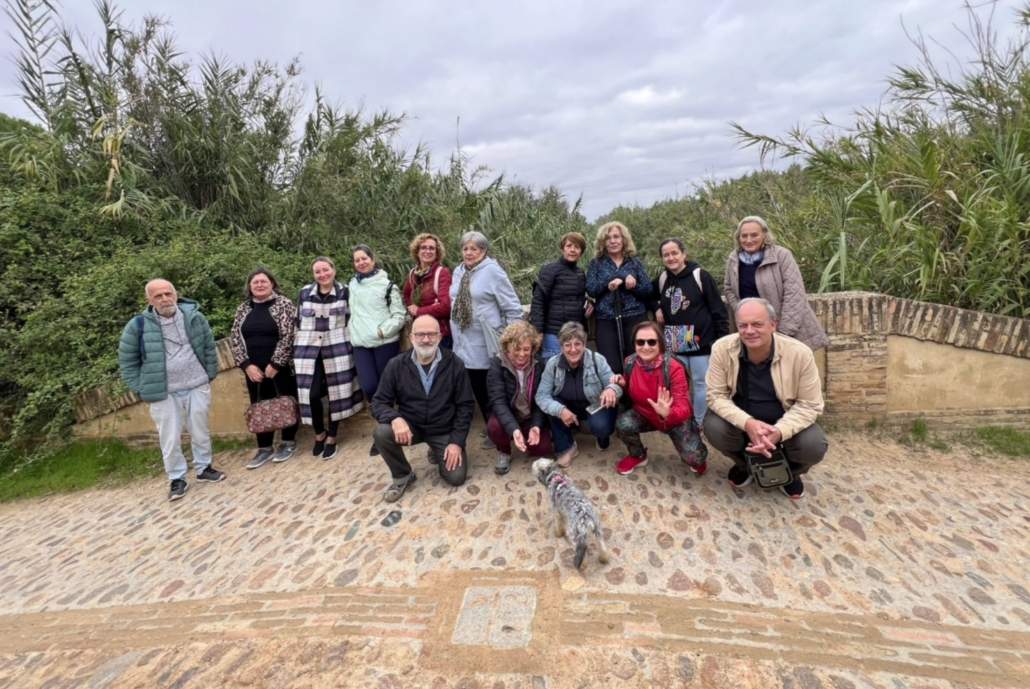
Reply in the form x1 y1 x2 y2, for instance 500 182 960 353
0 0 1024 221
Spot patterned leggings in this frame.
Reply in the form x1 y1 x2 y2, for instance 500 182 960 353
615 408 707 469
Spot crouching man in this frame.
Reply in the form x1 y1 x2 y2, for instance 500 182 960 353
118 279 226 501
372 315 475 502
704 298 827 499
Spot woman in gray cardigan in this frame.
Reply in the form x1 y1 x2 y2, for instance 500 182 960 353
449 230 524 425
723 216 829 350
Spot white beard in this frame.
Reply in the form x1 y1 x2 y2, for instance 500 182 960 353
414 344 438 361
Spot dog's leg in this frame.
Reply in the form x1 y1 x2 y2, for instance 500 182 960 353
554 512 566 538
595 524 611 564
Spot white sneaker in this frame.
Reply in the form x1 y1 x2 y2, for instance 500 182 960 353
556 443 579 468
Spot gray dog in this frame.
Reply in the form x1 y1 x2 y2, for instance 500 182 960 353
532 458 611 570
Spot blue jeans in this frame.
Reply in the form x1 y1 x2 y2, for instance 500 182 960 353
541 333 561 359
548 407 617 453
678 354 710 428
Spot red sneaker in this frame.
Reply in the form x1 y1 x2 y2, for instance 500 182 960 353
616 453 648 475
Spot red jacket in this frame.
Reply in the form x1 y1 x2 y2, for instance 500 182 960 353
402 263 452 338
626 356 692 431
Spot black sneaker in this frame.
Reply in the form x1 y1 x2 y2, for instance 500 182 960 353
196 466 226 482
369 442 380 457
321 443 337 460
727 464 753 489
168 479 188 501
596 436 610 451
780 476 805 500
245 448 274 470
312 438 326 457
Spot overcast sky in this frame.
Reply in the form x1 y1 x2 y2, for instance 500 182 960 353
1 0 1024 219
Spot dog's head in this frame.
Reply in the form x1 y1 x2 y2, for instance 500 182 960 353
531 458 560 487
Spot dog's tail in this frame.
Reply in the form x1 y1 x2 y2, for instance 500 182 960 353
573 539 588 570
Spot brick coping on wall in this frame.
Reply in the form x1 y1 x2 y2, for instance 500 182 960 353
74 292 1029 424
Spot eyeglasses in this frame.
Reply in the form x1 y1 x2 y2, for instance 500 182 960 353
412 332 440 340
635 338 658 347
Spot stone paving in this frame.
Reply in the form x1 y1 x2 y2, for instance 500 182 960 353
0 415 1028 688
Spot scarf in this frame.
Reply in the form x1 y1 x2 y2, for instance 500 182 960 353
737 249 765 266
409 262 437 306
452 257 485 330
355 267 380 283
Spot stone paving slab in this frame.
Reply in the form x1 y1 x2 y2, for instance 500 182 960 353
0 418 1028 687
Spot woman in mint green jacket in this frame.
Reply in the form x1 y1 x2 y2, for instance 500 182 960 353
348 245 407 453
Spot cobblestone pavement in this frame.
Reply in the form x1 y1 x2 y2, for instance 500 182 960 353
0 416 1028 688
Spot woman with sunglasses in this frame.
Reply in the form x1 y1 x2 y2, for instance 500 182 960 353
611 321 707 476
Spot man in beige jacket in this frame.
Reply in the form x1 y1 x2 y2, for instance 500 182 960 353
704 298 827 499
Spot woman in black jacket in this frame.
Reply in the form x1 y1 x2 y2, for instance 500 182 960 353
529 232 590 359
486 321 553 475
652 238 729 429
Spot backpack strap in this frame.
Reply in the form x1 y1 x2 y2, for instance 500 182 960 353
693 267 703 293
659 268 703 295
623 353 637 385
385 281 394 309
433 266 442 300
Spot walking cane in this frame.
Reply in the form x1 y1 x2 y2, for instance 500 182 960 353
613 288 625 370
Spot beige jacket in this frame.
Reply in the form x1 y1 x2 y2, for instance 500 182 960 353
705 332 824 441
723 244 830 350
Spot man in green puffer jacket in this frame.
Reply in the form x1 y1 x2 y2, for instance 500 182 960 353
118 279 227 502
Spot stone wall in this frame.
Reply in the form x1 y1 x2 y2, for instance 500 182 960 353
73 292 1030 440
808 292 1030 429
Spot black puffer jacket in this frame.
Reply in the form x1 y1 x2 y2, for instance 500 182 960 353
486 355 547 435
529 258 586 335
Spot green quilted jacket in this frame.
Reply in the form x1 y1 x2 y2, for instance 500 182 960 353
118 300 218 402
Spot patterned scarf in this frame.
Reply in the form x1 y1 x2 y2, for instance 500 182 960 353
409 262 436 306
452 258 485 330
737 249 765 265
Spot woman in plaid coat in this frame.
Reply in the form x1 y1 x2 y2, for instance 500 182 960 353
293 256 364 460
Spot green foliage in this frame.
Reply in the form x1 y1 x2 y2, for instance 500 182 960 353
0 439 161 502
974 426 1030 457
733 5 1029 317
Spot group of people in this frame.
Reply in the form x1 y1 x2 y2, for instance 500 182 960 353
119 216 829 503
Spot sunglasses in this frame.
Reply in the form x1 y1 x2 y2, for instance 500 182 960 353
635 338 659 347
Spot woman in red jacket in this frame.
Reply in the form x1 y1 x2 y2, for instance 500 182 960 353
612 321 708 476
402 233 453 348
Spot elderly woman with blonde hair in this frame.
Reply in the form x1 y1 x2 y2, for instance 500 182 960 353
723 216 829 350
585 221 653 374
485 320 553 474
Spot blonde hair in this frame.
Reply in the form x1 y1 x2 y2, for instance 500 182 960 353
499 320 542 356
735 215 776 249
594 221 637 258
408 233 446 264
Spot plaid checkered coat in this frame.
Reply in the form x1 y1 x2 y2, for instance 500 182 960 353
293 282 364 425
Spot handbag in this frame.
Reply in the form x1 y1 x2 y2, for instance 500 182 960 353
245 376 299 434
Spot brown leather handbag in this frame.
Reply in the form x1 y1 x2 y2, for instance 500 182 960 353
245 378 299 434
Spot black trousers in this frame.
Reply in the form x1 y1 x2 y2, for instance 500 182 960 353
309 355 340 437
595 314 646 375
467 368 491 424
245 367 300 448
373 423 468 486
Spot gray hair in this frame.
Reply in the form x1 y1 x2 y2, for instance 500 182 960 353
558 321 588 345
735 215 776 247
460 230 490 252
736 297 778 322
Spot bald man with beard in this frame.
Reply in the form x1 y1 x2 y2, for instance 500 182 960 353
118 279 227 501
